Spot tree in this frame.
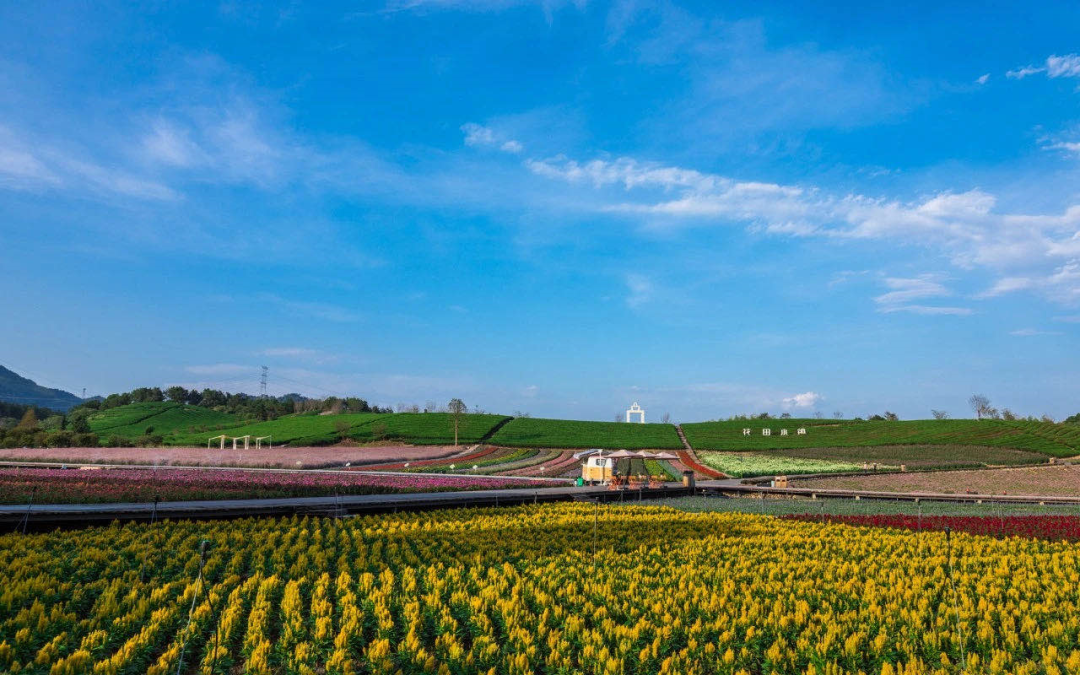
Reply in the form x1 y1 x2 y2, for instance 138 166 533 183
780 412 792 419
661 412 671 424
931 409 949 420
833 411 844 419
884 411 899 421
70 412 91 433
16 409 39 431
448 398 467 446
1002 408 1017 421
969 394 991 420
165 386 189 404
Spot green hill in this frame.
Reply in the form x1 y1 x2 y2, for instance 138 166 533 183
88 403 510 446
167 411 508 447
89 402 241 439
489 417 683 449
681 418 1080 458
0 365 83 411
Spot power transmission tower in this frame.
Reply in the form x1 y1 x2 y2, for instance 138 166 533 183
259 366 268 398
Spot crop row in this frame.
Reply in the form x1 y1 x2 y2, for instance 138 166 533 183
697 452 880 477
5 504 1080 674
0 467 551 505
785 513 1080 541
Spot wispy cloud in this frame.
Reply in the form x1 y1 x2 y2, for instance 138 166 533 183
1006 53 1080 79
873 275 949 305
527 154 1080 306
0 124 177 200
871 276 973 315
1010 328 1062 337
976 73 990 85
461 122 525 153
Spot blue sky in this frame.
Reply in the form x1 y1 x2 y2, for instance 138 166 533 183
1 0 1079 422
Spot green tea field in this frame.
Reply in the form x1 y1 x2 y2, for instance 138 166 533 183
489 417 683 449
681 418 1080 457
89 402 239 439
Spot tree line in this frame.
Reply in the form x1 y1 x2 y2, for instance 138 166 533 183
0 407 98 448
72 386 394 421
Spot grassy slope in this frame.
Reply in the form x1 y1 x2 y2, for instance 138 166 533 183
490 417 683 449
681 418 1080 458
89 402 239 439
167 411 509 446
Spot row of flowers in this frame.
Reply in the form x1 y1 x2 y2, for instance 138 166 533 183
5 504 1080 674
785 512 1080 541
0 467 554 504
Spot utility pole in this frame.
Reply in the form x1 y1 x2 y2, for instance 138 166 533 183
259 366 268 398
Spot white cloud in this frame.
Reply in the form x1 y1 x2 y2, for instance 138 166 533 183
978 262 1080 304
1007 54 1080 80
461 122 524 153
869 276 973 315
1049 141 1080 155
0 124 176 200
1010 328 1062 337
1006 65 1044 79
1047 54 1080 78
782 391 821 408
976 73 990 85
873 275 949 305
528 154 1080 306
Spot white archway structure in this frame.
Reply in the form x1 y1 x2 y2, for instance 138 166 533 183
626 402 646 424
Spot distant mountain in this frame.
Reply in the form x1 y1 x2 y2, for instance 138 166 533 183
0 365 83 411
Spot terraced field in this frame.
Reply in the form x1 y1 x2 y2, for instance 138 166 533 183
490 417 683 449
681 418 1080 457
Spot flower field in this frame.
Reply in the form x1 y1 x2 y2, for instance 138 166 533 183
0 445 464 469
785 513 1080 541
0 467 553 504
793 464 1080 497
5 504 1080 674
698 451 880 477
